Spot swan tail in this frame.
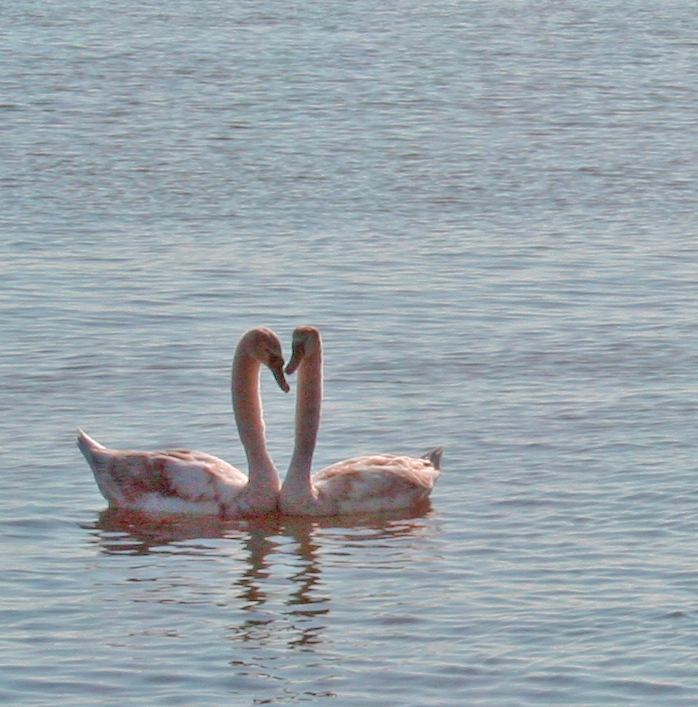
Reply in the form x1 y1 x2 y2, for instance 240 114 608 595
77 429 114 479
77 429 126 504
422 447 443 471
77 428 107 461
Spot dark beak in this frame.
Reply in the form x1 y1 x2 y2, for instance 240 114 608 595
269 358 290 392
285 340 305 375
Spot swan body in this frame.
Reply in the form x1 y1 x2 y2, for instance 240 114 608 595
279 326 441 516
78 327 289 518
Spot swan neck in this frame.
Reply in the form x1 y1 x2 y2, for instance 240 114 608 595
287 343 322 490
232 344 279 491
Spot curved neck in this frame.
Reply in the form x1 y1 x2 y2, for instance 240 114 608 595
286 343 322 493
232 345 279 493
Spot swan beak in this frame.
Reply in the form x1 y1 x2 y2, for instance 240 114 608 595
270 359 290 392
285 340 305 375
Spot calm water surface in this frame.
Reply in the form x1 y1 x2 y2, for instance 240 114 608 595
2 0 698 704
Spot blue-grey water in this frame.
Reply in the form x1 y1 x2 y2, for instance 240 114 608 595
2 0 698 704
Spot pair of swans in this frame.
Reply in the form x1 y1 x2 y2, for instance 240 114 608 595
78 326 442 517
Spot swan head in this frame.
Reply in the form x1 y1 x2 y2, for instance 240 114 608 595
244 327 290 392
286 325 321 375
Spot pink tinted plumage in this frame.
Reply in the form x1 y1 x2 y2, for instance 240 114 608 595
77 327 288 518
280 326 441 516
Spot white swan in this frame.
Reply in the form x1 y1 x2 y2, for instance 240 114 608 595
77 327 289 518
279 326 442 516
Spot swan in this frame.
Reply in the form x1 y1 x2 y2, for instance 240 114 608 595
279 326 442 516
77 327 289 518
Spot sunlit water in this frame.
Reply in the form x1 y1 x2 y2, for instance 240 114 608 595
2 0 698 704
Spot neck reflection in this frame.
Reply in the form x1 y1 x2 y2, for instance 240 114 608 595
85 503 437 655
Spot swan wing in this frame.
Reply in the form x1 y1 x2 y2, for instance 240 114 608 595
99 450 248 514
78 430 248 513
312 454 440 514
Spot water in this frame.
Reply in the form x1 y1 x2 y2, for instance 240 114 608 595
2 0 698 704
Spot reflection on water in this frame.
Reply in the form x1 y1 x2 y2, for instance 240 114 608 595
4 0 697 699
82 505 438 663
85 508 277 554
86 503 435 555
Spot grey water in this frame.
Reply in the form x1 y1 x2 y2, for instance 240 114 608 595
2 0 698 704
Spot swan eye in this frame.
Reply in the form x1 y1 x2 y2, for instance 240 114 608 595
268 353 284 368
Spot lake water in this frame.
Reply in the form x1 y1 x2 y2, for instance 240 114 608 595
2 0 698 704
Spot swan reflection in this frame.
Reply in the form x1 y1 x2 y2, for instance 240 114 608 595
86 508 283 555
84 503 438 655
